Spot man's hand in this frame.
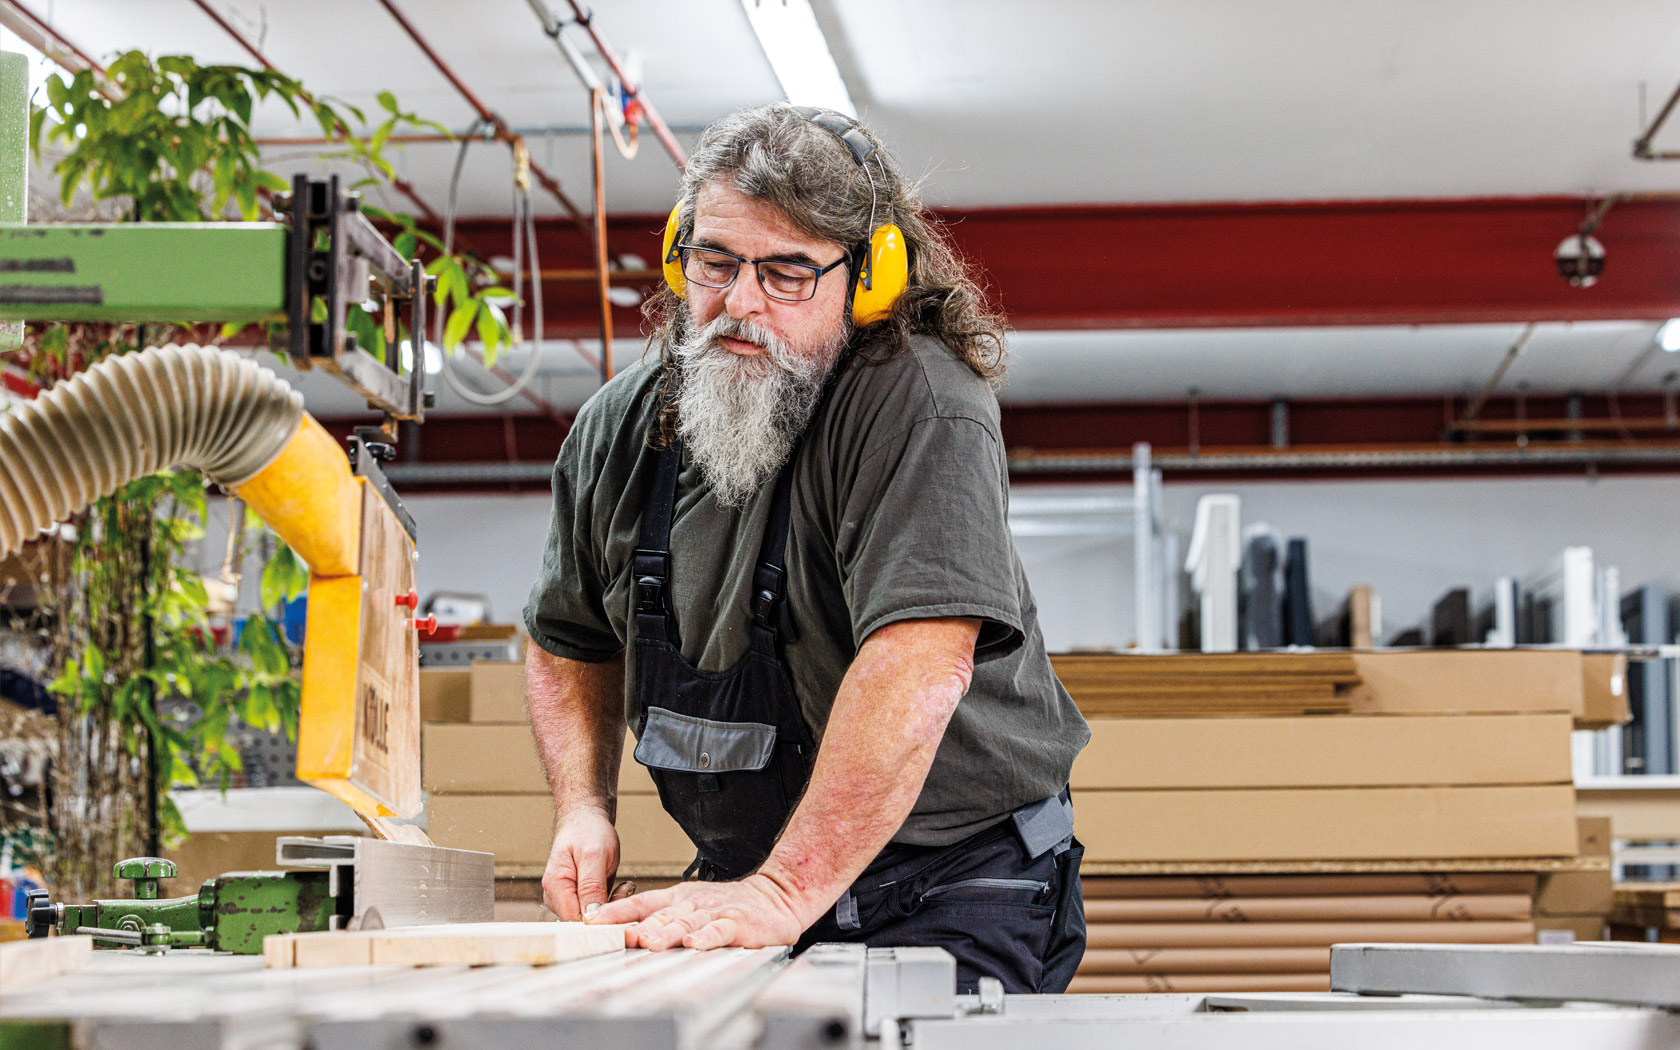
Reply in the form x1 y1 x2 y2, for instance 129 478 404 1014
543 804 624 921
588 874 811 950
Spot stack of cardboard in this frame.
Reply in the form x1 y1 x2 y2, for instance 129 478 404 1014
1533 817 1613 942
421 661 694 881
1051 652 1358 717
1064 649 1624 992
1072 711 1578 864
1072 872 1537 993
1608 884 1680 942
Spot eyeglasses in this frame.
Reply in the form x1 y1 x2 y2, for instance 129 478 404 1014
676 244 848 303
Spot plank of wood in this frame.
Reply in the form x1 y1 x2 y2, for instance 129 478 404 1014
1068 972 1330 994
1078 946 1330 975
264 922 630 969
0 935 92 991
1084 919 1534 949
1083 893 1534 924
1080 872 1538 899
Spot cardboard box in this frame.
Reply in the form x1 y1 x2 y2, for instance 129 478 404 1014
1535 870 1613 916
470 661 527 722
1073 784 1579 862
1580 653 1632 730
420 669 471 724
1071 714 1572 790
1348 651 1584 720
1577 816 1612 857
1535 914 1606 943
1575 786 1680 840
427 793 692 869
423 725 657 795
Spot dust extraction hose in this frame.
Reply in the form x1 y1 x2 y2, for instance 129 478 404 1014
0 342 362 575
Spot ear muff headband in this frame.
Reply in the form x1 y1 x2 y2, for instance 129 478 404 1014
661 108 910 325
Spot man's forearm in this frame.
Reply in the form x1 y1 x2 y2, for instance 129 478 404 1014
756 618 980 926
526 646 626 819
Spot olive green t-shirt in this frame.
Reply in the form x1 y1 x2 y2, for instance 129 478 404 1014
523 334 1090 846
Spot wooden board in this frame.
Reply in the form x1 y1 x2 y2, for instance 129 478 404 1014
1078 946 1330 974
263 921 629 969
1080 872 1537 899
0 935 92 991
1068 972 1330 994
1084 919 1534 949
1082 856 1606 876
1083 893 1533 924
1050 652 1360 718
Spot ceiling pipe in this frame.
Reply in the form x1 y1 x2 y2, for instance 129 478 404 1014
186 0 444 227
556 1 687 169
1635 78 1680 160
0 0 104 76
1009 441 1680 475
372 0 593 233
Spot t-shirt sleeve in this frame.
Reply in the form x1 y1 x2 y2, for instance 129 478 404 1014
836 414 1024 661
522 423 623 663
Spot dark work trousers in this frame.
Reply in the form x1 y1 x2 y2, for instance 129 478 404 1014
784 804 1086 994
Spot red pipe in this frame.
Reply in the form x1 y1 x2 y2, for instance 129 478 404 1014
563 1 687 169
2 0 105 75
373 0 592 229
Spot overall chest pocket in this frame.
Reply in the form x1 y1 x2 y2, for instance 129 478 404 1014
635 707 794 875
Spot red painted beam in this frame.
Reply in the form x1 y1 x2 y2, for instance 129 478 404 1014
458 195 1680 339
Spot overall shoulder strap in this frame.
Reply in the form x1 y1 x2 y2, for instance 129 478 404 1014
749 449 801 654
633 440 682 644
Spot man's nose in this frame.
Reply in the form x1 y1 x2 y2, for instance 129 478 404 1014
724 266 769 319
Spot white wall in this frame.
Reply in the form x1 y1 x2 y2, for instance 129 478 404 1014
1016 474 1680 651
194 474 1680 653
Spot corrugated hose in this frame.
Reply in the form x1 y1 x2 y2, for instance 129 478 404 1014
0 343 305 560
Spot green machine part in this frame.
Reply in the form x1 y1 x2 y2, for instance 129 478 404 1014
0 223 289 324
53 857 340 954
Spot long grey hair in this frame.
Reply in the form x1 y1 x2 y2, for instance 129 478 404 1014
644 103 1007 446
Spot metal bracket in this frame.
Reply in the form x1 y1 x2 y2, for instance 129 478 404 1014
279 173 432 424
275 836 493 932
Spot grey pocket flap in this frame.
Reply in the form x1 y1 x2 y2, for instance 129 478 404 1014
635 708 777 773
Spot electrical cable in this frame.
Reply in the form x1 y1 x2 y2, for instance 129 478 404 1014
436 120 547 406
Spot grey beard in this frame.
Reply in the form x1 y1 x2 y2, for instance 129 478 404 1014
672 312 844 508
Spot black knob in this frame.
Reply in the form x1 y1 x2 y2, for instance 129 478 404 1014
366 442 396 463
22 888 54 939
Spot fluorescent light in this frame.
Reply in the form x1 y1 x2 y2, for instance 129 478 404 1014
1660 319 1680 353
400 340 443 375
740 0 855 117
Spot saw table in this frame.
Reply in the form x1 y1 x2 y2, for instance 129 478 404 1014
8 941 1680 1050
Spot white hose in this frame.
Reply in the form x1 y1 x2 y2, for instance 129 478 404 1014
0 343 304 559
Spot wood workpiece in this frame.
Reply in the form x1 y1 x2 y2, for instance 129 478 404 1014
262 921 630 969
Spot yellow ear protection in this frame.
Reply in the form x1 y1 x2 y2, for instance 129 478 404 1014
661 108 909 326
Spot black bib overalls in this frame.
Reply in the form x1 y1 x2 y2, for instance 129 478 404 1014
628 440 816 881
626 439 1087 993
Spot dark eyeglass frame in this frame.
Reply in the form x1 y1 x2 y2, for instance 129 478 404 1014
676 243 849 303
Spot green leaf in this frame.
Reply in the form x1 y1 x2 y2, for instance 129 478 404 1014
83 643 106 683
394 231 417 260
260 541 308 612
177 572 209 609
443 299 478 351
377 90 400 114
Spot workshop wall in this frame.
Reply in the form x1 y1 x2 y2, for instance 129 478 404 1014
190 474 1680 654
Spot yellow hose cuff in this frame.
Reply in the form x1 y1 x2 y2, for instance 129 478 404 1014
233 414 361 578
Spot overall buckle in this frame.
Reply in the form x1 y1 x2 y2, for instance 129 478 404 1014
752 564 785 631
633 551 670 615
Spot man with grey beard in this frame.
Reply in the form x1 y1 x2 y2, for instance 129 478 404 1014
523 104 1090 994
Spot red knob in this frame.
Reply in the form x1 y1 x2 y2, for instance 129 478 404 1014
394 590 419 610
413 614 438 633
